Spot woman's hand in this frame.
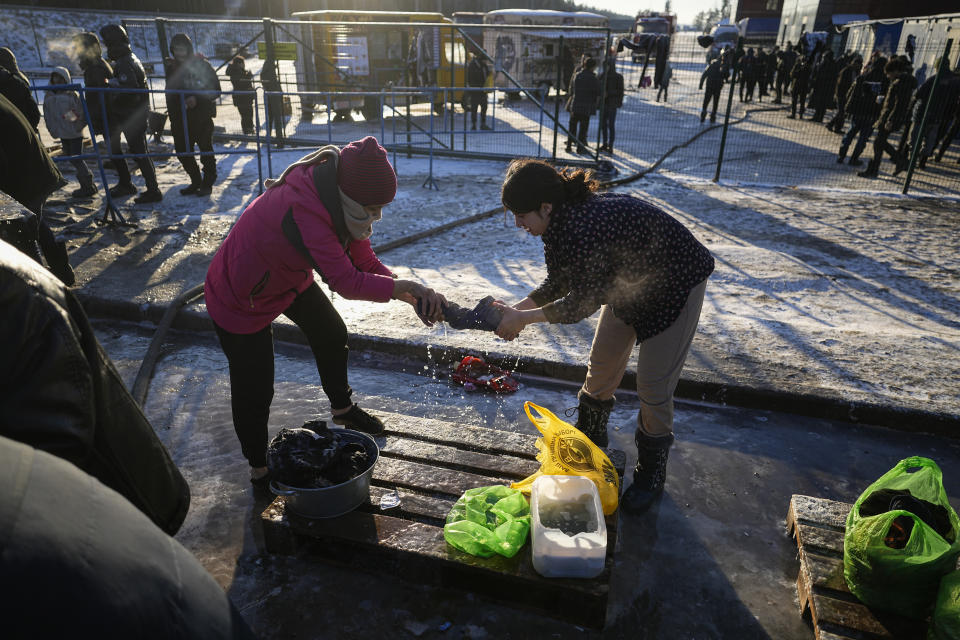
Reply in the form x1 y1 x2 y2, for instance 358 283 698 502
393 279 447 326
495 306 528 341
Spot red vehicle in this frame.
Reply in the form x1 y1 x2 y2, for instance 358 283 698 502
630 11 676 63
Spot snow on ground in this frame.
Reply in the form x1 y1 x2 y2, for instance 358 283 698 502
7 6 958 420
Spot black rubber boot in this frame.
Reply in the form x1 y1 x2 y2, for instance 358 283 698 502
836 145 848 163
573 391 614 448
620 429 674 514
46 239 76 287
71 175 97 199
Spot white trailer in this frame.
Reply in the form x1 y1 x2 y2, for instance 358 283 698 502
482 9 609 96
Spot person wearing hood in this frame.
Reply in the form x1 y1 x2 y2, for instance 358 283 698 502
205 136 446 487
98 24 162 204
164 33 221 196
43 67 97 199
71 32 113 143
225 55 255 136
0 46 40 131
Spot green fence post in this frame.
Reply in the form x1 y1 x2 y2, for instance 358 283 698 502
902 39 952 195
714 37 742 183
156 19 169 61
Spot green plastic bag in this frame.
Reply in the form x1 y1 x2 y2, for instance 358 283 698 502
843 456 960 619
929 571 960 640
443 485 531 558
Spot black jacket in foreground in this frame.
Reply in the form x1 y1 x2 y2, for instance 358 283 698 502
0 238 190 535
529 192 715 342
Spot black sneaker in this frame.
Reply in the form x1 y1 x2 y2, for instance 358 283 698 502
134 188 163 204
109 182 137 197
180 182 202 195
332 405 385 435
194 184 213 196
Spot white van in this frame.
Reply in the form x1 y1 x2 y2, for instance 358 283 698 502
706 19 739 62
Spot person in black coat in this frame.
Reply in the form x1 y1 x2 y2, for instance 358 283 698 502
898 64 960 171
598 57 624 153
165 33 221 196
0 47 40 131
859 58 917 178
72 32 114 140
808 50 838 122
226 55 255 136
787 55 812 119
99 24 162 204
565 57 600 155
699 58 725 123
466 52 491 130
740 48 759 102
260 54 285 147
828 54 862 133
837 60 885 166
0 93 74 285
774 43 797 104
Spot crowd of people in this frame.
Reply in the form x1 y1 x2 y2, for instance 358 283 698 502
702 40 960 179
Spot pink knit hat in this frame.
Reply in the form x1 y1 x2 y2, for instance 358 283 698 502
337 136 397 206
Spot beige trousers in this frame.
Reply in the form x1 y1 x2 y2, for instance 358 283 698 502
581 279 707 437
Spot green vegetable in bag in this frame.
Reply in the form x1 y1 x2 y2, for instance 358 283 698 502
443 485 531 558
929 571 960 640
843 456 960 619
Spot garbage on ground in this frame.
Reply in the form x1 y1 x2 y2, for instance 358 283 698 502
929 570 960 640
267 420 372 488
511 402 620 515
843 456 960 619
531 475 607 579
379 488 401 510
451 355 519 393
443 485 531 558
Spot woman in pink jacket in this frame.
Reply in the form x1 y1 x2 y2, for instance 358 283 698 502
205 137 443 485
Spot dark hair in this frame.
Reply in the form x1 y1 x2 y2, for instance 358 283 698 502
585 57 597 70
501 158 598 213
884 58 905 74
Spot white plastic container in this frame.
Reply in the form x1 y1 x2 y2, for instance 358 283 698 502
530 475 607 579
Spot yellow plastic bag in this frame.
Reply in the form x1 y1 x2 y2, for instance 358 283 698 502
511 401 620 515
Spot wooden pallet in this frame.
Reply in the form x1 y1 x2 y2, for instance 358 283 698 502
786 495 925 640
261 411 625 629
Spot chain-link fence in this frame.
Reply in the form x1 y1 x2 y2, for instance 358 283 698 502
27 15 960 198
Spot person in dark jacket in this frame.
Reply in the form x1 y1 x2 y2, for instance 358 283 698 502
99 24 162 204
496 159 714 514
165 33 221 196
859 58 917 178
828 54 861 132
757 48 771 99
808 50 838 122
599 58 624 153
699 57 725 123
0 93 74 285
0 47 41 131
774 43 797 104
260 54 285 147
466 52 491 130
836 60 885 166
565 57 600 155
226 55 255 136
898 62 960 172
740 48 759 102
72 32 113 141
656 61 671 102
0 434 256 640
787 55 812 119
0 236 190 534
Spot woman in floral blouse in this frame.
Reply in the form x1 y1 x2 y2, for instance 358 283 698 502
496 158 714 513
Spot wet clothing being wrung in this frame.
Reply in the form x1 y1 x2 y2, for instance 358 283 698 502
529 193 714 342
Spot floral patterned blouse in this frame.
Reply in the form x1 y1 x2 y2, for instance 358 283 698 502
529 192 714 342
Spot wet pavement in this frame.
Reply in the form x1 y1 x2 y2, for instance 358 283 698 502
96 319 960 640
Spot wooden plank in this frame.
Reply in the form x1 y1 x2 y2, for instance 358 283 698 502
788 495 925 640
378 435 540 479
265 497 613 628
795 522 844 557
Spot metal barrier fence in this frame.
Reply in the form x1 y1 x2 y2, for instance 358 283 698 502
31 16 960 200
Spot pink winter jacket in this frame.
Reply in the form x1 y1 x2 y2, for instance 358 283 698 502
205 164 395 334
